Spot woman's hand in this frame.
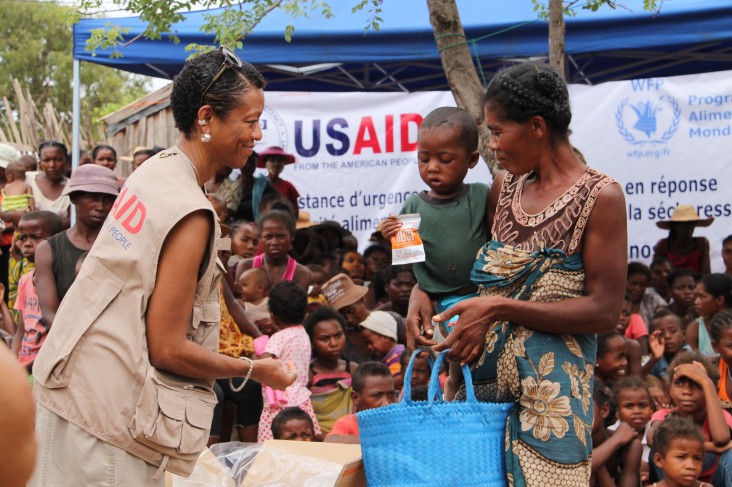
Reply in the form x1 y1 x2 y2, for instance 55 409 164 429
379 215 401 240
251 357 297 391
433 296 502 365
406 284 436 348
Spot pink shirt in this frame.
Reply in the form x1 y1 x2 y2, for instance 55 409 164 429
14 271 45 366
264 325 311 406
625 313 648 339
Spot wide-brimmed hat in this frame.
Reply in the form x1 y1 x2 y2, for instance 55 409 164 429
256 146 296 167
359 311 398 341
656 204 714 230
322 273 368 311
311 220 347 237
62 164 120 197
0 144 19 169
296 210 315 230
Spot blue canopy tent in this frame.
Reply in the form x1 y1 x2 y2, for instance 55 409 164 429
74 0 732 91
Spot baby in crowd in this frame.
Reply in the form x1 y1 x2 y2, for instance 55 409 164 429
1 160 35 213
238 268 273 333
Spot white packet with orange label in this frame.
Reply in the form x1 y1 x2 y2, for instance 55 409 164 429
390 213 426 265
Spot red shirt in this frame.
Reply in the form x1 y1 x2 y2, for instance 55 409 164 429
327 414 359 437
271 178 300 202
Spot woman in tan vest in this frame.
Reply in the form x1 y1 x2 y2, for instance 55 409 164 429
30 47 295 486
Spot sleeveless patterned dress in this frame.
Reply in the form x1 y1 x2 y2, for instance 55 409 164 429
467 167 617 487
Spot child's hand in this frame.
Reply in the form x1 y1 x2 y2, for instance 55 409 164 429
615 421 639 446
379 215 402 240
648 386 670 410
0 282 5 301
648 330 665 360
673 361 712 387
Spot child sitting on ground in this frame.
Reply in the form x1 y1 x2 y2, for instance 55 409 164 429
271 407 315 442
1 160 35 213
596 332 630 387
591 380 641 486
359 311 404 382
648 352 732 485
613 377 654 484
646 309 691 381
305 306 357 434
711 310 732 409
257 281 321 442
651 417 713 487
238 267 274 336
9 211 63 371
324 361 396 444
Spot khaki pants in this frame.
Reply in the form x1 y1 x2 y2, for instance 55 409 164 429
29 403 164 487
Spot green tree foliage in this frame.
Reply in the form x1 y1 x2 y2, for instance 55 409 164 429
0 0 148 120
532 0 659 18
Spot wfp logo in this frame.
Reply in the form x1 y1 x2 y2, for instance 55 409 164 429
615 95 681 145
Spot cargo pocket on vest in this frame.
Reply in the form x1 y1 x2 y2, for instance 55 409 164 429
33 260 125 389
128 371 217 459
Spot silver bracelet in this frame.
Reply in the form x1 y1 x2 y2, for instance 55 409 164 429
229 356 254 393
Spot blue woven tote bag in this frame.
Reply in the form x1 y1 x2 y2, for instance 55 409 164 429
357 350 513 486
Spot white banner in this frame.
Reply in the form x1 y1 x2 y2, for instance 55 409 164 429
570 70 732 272
258 72 731 271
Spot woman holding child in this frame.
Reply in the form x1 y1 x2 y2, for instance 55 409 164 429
409 63 627 486
30 47 294 486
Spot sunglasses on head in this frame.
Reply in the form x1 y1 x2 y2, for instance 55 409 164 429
199 46 243 107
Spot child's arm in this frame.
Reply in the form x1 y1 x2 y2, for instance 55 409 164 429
591 422 638 472
642 330 664 377
674 361 731 446
0 284 14 334
626 338 642 377
685 320 700 351
595 466 617 487
618 437 642 487
10 310 24 357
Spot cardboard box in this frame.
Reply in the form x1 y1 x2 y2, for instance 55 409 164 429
241 440 365 487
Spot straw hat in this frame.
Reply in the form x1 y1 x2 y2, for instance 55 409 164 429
256 146 296 167
656 204 714 230
296 210 315 230
322 273 368 311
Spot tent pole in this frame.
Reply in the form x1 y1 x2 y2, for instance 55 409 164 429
71 58 81 225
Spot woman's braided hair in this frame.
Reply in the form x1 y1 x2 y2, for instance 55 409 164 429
484 63 572 138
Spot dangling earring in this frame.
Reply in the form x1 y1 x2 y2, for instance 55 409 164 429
201 132 212 143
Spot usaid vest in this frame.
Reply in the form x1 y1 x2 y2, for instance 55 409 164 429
33 147 223 476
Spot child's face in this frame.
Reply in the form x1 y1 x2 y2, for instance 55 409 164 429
238 271 265 302
342 252 365 283
723 240 732 272
654 438 704 487
16 219 51 263
93 148 117 170
626 273 649 303
354 375 396 412
260 219 292 258
694 282 724 318
231 224 259 258
652 316 684 356
311 319 345 361
309 271 326 297
364 249 388 276
615 388 652 433
651 261 672 291
596 335 628 382
277 419 314 441
671 276 696 308
131 153 150 171
265 156 286 178
616 299 632 333
386 271 416 307
360 328 394 357
713 326 732 368
669 375 705 417
417 126 477 199
410 355 431 388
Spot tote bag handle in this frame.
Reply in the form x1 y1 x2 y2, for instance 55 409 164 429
402 349 477 404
